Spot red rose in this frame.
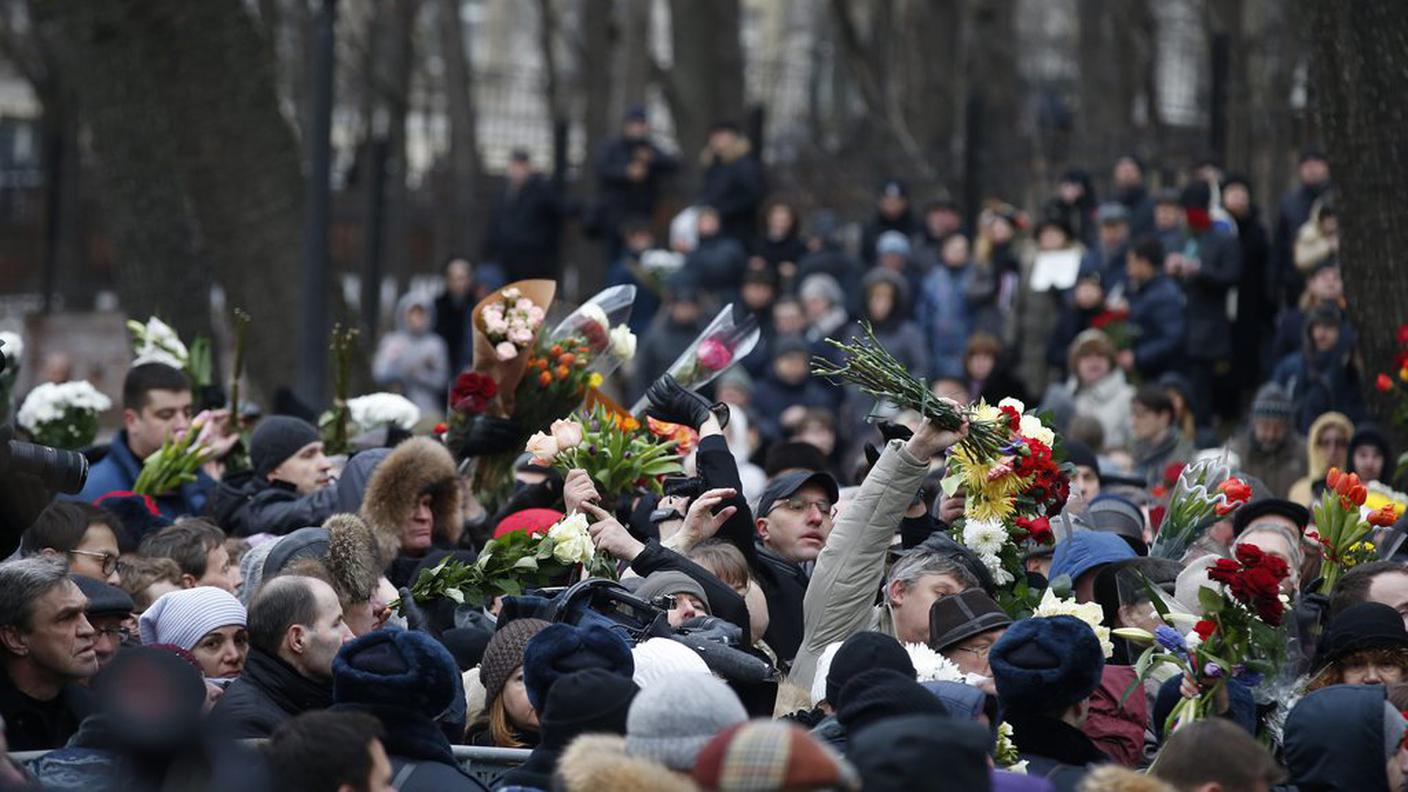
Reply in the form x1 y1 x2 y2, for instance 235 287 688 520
1016 516 1054 545
1233 543 1265 568
1163 462 1186 486
1193 619 1217 641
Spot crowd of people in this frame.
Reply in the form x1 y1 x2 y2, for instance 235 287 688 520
0 112 1403 792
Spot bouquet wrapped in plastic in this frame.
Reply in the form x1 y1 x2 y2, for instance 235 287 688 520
1148 457 1251 561
470 280 555 418
630 304 759 415
17 381 111 450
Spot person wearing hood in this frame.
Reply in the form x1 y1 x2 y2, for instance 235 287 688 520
990 615 1110 790
1111 155 1155 238
1274 302 1367 432
358 437 464 588
1273 258 1355 365
697 121 763 246
1227 383 1308 499
1284 683 1406 792
840 269 928 458
918 231 979 380
1287 410 1355 507
860 180 919 267
331 629 487 791
372 292 450 416
1054 330 1134 453
1349 424 1394 486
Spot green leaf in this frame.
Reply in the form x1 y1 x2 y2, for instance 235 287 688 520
496 577 523 596
1197 585 1223 614
443 587 465 604
512 556 540 571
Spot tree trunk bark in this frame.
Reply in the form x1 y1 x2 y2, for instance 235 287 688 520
380 0 420 291
666 0 744 186
434 0 484 261
1309 0 1408 449
616 0 651 123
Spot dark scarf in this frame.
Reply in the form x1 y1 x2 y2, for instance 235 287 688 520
241 648 332 716
1005 711 1109 768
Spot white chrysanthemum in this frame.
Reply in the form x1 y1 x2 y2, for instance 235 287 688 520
0 331 22 362
17 380 110 434
1033 588 1114 658
904 643 966 683
977 551 1014 586
347 392 421 432
547 512 594 565
962 518 1008 556
1018 413 1055 446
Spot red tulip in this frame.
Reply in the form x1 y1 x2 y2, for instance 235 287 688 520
1349 484 1368 507
1326 467 1342 490
1378 373 1395 393
1368 506 1399 527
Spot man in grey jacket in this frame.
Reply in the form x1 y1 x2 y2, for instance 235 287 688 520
791 414 975 688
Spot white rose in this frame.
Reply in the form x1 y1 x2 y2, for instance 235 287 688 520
1018 414 1055 446
608 325 637 360
997 397 1026 414
578 303 609 332
547 512 594 565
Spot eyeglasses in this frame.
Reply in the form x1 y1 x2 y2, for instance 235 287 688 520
779 497 836 517
951 643 993 660
68 549 120 577
94 625 132 642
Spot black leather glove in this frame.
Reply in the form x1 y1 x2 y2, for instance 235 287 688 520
644 374 728 430
458 416 525 459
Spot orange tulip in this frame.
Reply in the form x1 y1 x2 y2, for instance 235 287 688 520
1335 474 1353 497
1326 467 1341 489
1368 506 1399 527
1349 484 1368 507
538 371 552 386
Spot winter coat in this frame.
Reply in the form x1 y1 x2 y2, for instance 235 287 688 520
918 263 977 380
753 232 809 273
554 734 697 792
1063 370 1135 453
209 447 385 537
1005 711 1109 792
630 313 705 404
750 375 841 442
1081 665 1147 768
1125 275 1186 379
373 293 451 416
1272 301 1357 366
335 703 487 792
594 135 676 232
1129 429 1195 488
1287 411 1356 507
71 430 211 519
1293 197 1338 274
434 290 476 374
212 648 333 739
1227 427 1308 499
791 439 929 689
860 209 919 266
1013 248 1078 397
0 666 91 751
359 437 464 572
1274 340 1367 434
1283 683 1393 792
686 234 748 301
481 174 567 281
1115 186 1156 239
1171 228 1241 362
1079 242 1129 294
1231 209 1274 386
697 137 764 245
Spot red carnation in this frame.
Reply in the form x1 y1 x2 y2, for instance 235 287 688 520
998 405 1023 434
1016 516 1054 545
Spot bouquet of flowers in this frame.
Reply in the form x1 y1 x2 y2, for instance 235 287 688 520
1032 588 1115 657
631 304 759 415
399 510 616 610
1310 467 1397 594
1372 322 1408 480
470 282 553 417
128 316 215 388
0 330 22 423
527 405 684 503
1089 308 1138 350
17 381 111 449
1147 457 1251 562
943 398 1072 609
346 392 421 435
133 410 223 496
1115 544 1291 735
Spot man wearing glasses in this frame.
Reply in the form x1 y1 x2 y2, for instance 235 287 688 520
70 575 135 670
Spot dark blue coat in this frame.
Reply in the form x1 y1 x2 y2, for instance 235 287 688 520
71 430 210 519
1126 275 1186 378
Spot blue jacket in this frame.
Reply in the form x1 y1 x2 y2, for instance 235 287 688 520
1126 274 1186 378
71 430 211 519
917 263 976 379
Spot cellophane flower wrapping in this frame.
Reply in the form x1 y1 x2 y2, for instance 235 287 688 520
1148 456 1251 562
942 397 1072 615
402 510 616 611
17 381 111 449
1113 545 1291 736
629 304 759 415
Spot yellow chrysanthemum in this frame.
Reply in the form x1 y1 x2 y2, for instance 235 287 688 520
586 372 604 389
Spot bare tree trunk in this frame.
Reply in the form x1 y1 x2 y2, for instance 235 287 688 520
615 0 651 123
665 0 744 184
967 0 1026 203
1309 0 1408 449
574 0 614 292
381 0 421 290
435 0 484 261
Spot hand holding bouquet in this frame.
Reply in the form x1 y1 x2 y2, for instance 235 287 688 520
631 304 759 415
17 381 111 450
526 405 684 503
133 410 223 496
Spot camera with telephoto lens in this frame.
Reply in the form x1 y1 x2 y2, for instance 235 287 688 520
0 339 89 494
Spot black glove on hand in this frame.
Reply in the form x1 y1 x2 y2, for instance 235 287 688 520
459 416 525 459
877 421 914 443
644 374 728 430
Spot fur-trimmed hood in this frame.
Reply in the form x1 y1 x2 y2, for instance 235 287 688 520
359 438 462 564
324 513 382 602
556 734 697 792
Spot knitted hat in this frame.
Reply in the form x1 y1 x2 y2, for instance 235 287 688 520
332 628 460 718
835 669 948 737
632 571 711 614
990 615 1105 714
522 623 635 711
480 618 551 706
626 672 747 771
494 508 564 541
849 715 992 792
631 637 711 691
138 587 247 652
72 574 135 617
693 721 861 791
539 669 639 750
250 415 321 477
928 590 1011 653
238 539 278 607
93 491 172 547
1251 383 1294 422
1049 530 1136 584
825 632 916 706
1313 602 1408 673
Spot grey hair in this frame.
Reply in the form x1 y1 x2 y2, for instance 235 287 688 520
1236 523 1305 578
886 549 979 604
0 556 73 632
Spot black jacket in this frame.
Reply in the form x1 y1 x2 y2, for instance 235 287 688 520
482 174 567 281
630 540 751 637
211 648 332 739
1004 712 1108 792
1284 684 1394 792
208 451 385 537
1174 228 1242 361
595 135 676 230
336 703 487 792
0 665 92 751
434 291 475 373
698 147 764 245
859 210 918 266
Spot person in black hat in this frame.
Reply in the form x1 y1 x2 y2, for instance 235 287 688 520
990 616 1109 789
928 590 1011 683
499 669 638 790
208 415 349 538
697 120 763 246
71 575 135 670
1064 440 1102 502
860 179 918 267
1228 382 1307 499
1307 602 1408 692
834 668 948 740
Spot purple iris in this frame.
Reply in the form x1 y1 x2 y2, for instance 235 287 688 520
1204 662 1223 678
1154 625 1186 654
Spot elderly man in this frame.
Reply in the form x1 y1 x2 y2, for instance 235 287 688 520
0 558 99 749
